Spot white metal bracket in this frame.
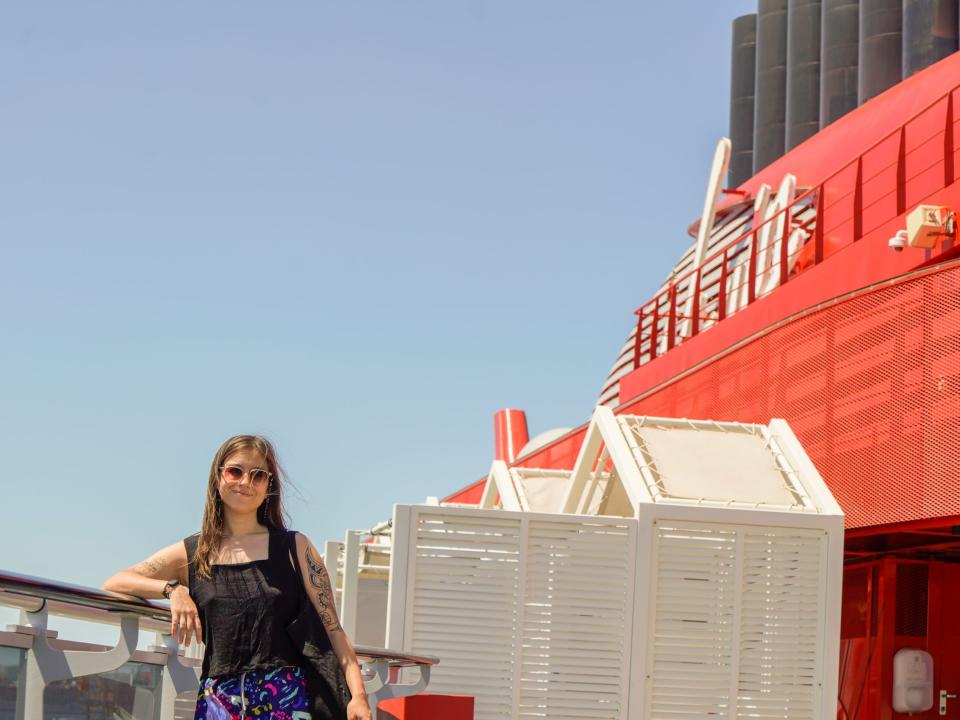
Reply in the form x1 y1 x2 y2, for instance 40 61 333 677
363 659 431 720
154 633 201 720
19 602 139 718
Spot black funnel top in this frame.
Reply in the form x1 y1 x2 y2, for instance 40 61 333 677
730 14 758 187
786 0 822 149
820 0 860 128
754 0 789 173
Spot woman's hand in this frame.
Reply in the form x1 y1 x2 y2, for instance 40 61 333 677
169 586 203 647
347 695 372 720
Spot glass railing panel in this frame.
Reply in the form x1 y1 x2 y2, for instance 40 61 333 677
42 660 162 720
0 647 25 720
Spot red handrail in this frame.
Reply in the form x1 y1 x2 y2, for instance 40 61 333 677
631 82 960 368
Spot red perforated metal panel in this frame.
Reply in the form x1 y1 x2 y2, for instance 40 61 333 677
619 261 960 529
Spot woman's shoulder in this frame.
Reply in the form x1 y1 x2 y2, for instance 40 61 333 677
283 529 318 553
182 533 201 562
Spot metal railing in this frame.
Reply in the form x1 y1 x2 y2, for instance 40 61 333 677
632 83 960 368
0 569 436 720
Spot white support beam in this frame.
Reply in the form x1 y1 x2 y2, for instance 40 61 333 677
322 540 340 576
384 504 413 652
478 466 499 509
490 460 521 512
576 448 609 515
593 406 648 517
560 415 605 514
509 469 531 512
340 530 361 638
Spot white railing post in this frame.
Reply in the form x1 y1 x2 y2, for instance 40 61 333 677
384 505 412 653
322 540 340 571
340 530 361 638
154 633 201 720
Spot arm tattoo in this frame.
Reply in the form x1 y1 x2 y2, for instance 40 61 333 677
134 555 164 578
305 545 343 633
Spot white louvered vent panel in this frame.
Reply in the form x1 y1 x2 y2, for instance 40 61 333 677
408 512 522 720
736 530 824 720
649 523 738 720
519 520 634 719
648 522 828 720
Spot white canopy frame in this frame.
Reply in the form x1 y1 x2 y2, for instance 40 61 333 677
479 460 572 513
384 412 844 720
561 406 840 518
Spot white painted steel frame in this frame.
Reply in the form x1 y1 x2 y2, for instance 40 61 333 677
340 530 361 638
562 407 833 517
387 502 842 720
632 501 842 720
389 411 843 719
387 504 637 720
478 460 515 510
560 406 651 515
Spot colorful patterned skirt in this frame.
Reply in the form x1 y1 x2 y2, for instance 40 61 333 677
195 666 312 719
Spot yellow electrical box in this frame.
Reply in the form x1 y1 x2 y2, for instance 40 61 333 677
906 205 948 249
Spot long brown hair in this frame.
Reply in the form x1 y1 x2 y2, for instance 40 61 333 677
195 435 288 579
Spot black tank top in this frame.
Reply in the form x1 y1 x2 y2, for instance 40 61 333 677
184 528 304 678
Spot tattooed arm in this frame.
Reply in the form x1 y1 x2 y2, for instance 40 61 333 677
102 541 189 597
295 533 372 720
103 540 202 646
304 541 343 631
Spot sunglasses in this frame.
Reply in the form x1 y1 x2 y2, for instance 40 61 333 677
220 465 272 486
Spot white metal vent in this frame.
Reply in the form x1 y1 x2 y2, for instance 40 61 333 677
406 512 521 720
519 519 634 719
388 416 841 720
737 529 823 720
389 507 635 720
647 521 826 720
648 523 737 719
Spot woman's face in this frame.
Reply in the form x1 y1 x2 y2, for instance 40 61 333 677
217 447 271 516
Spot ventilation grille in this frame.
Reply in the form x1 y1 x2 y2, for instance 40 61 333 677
404 509 634 720
649 522 825 720
618 261 960 528
649 524 737 718
519 520 632 719
895 563 929 636
409 513 521 720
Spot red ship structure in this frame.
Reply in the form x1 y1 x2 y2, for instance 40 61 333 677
434 2 960 718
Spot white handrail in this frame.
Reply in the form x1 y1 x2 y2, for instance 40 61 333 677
0 569 438 720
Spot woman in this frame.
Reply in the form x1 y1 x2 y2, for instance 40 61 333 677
103 435 373 720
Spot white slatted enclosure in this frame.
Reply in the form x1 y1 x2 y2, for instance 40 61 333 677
386 506 636 720
578 408 843 720
385 410 843 719
647 521 828 720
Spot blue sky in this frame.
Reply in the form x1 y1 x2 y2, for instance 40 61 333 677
1 1 757 595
